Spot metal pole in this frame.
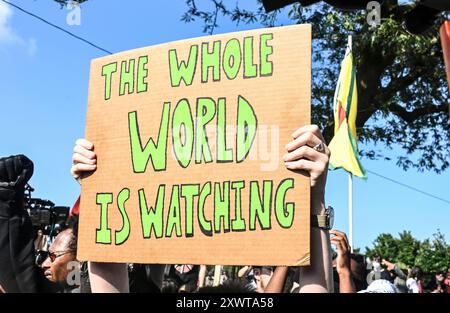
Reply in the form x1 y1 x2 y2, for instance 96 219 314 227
349 172 353 252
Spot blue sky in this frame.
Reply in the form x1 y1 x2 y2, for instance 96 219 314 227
0 0 448 252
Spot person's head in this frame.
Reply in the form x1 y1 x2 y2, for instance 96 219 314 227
358 279 398 293
435 272 445 282
350 254 369 291
373 254 382 263
369 253 382 272
41 228 77 284
408 267 422 280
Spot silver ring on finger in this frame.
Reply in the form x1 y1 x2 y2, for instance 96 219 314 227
313 142 325 153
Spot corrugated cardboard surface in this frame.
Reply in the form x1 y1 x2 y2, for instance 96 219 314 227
78 24 311 266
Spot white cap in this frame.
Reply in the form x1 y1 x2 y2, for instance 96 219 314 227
358 279 398 293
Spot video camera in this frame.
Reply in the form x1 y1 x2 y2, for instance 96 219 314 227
24 184 70 237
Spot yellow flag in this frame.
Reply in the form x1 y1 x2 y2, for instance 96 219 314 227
328 36 367 179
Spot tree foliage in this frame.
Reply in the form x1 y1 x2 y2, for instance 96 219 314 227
365 230 450 274
181 0 450 173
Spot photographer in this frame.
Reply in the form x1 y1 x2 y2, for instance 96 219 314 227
382 259 408 293
0 155 81 293
366 254 391 285
0 155 38 292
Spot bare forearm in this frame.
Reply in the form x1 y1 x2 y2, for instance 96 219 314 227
264 267 289 293
338 273 356 293
88 262 129 293
299 201 333 293
198 265 207 288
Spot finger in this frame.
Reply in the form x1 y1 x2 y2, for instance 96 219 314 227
331 230 350 248
292 125 325 142
330 229 346 238
71 163 97 176
285 131 323 153
330 234 344 247
283 145 324 162
330 229 340 235
73 144 96 160
330 229 350 245
331 237 345 254
70 164 80 179
330 233 343 243
330 238 343 253
284 159 316 172
75 138 94 150
72 152 97 166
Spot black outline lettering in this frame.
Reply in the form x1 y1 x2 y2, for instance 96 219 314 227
172 98 194 168
115 188 131 246
95 193 113 245
260 33 274 77
165 184 183 238
195 97 215 164
201 40 221 83
139 185 165 239
222 38 242 80
102 62 117 101
128 104 170 173
181 184 200 238
198 181 213 237
249 180 273 231
243 36 257 79
216 97 234 163
119 59 135 96
137 55 149 94
168 45 198 87
274 178 295 229
214 181 231 234
236 95 258 163
231 181 246 232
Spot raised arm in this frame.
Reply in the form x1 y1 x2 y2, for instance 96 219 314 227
0 155 38 293
197 265 207 289
264 266 289 293
284 125 333 293
330 229 356 293
71 139 129 293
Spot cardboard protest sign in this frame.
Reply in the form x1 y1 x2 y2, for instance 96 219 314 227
78 24 311 266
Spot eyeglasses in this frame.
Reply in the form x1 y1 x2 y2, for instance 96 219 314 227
47 250 75 263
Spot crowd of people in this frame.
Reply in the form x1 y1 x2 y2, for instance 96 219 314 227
0 125 449 293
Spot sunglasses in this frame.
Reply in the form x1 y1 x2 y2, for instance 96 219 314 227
47 250 75 263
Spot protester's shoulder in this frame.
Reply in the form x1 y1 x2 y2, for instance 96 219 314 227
406 277 416 284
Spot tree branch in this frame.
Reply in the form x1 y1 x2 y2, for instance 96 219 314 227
390 103 448 122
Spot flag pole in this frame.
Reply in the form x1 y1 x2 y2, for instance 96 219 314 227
348 172 353 252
